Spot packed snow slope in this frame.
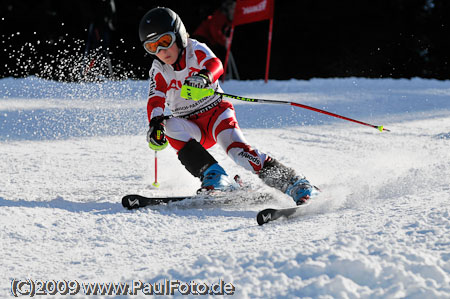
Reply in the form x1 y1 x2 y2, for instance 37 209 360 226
1 77 450 298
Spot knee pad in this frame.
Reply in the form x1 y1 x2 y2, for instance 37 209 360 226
178 139 217 177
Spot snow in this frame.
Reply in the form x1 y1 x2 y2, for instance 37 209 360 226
1 76 450 298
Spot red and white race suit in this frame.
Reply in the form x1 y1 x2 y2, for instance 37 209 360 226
146 38 267 173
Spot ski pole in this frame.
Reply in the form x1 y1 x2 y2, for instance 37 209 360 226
152 151 160 188
180 86 390 132
149 115 173 188
219 91 390 132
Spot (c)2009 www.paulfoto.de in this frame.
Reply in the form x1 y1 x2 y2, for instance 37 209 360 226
10 279 236 296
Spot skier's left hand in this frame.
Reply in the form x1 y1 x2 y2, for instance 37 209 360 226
184 69 212 89
147 115 168 151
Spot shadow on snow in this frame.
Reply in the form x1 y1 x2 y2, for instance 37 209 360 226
0 196 258 219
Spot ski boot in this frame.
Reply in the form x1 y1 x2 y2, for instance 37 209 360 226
177 139 239 193
259 157 319 205
200 163 235 191
285 177 319 205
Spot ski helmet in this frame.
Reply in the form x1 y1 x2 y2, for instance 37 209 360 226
139 7 188 50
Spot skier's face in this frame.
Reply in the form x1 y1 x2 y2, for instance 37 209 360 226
155 42 179 65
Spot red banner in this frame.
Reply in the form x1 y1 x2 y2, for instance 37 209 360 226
233 0 274 26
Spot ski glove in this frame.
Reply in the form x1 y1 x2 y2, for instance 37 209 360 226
147 115 169 151
184 69 212 90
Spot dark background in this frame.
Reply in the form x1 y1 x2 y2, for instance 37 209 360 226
1 0 449 81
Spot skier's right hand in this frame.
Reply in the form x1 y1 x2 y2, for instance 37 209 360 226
147 115 169 151
184 69 212 90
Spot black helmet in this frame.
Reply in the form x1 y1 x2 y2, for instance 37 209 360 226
139 7 188 49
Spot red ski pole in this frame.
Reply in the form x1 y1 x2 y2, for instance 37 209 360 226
180 86 390 132
181 85 390 132
152 151 160 188
218 92 390 132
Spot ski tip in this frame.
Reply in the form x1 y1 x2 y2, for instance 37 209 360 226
256 208 276 226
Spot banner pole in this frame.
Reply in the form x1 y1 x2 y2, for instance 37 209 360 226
222 25 235 82
265 17 274 83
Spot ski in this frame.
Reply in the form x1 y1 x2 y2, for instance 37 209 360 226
122 188 272 210
257 186 323 225
122 194 190 209
122 175 249 209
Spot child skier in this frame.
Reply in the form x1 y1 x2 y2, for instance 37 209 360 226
139 7 317 205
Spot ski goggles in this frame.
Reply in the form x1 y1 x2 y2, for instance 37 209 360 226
143 32 175 55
